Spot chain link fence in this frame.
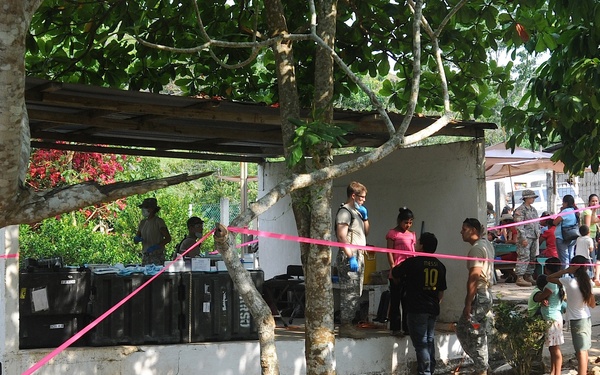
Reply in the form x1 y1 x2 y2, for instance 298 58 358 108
194 202 241 224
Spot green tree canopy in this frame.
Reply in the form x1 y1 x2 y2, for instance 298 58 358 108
27 0 522 120
501 0 600 173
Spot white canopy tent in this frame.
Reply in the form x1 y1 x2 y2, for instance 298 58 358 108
485 142 565 180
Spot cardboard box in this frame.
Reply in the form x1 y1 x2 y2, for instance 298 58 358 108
191 258 211 272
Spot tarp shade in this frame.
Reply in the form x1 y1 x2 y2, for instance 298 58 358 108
485 143 565 180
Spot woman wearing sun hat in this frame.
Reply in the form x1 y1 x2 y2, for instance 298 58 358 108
134 197 172 265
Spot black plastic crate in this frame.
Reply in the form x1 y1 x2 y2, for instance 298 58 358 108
19 268 91 316
139 273 183 344
231 270 263 340
212 272 234 341
88 273 145 346
183 270 263 343
183 272 232 343
88 273 184 346
182 272 229 342
20 314 89 349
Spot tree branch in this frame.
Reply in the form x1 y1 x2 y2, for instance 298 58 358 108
435 0 468 38
134 0 461 143
396 0 423 137
308 0 396 135
403 115 452 144
1 172 214 227
407 0 464 116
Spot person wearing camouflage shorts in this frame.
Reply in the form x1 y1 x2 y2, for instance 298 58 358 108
135 198 172 266
335 181 369 339
457 218 494 375
513 189 541 287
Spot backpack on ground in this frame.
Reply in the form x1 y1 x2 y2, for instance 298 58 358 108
374 290 390 323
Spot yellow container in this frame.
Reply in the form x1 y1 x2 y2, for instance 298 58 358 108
363 251 377 285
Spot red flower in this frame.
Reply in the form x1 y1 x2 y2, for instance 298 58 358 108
516 23 530 42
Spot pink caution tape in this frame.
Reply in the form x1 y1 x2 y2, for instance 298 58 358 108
237 239 259 248
488 203 600 232
228 227 488 263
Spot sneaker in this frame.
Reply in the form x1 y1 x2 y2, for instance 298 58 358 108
338 324 367 339
391 330 405 337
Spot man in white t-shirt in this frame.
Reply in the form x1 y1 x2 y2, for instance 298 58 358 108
575 225 594 260
456 218 494 375
335 181 369 339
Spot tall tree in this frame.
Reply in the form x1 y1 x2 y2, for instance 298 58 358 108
0 1 213 226
501 0 600 173
1 0 543 374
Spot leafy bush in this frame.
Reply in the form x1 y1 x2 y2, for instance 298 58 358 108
19 156 255 267
493 301 550 375
19 211 140 266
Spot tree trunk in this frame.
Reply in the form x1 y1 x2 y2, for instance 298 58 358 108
303 0 337 374
263 1 304 373
0 0 42 213
214 224 279 375
264 0 339 372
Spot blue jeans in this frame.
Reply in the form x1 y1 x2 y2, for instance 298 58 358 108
556 238 575 269
407 312 437 375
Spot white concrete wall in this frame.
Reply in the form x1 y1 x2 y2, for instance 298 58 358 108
0 227 5 363
256 165 303 280
258 140 488 322
7 333 466 374
2 226 20 368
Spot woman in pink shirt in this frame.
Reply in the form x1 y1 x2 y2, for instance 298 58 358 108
386 207 416 336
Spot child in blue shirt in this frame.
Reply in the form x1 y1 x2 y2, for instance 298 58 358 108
534 257 565 375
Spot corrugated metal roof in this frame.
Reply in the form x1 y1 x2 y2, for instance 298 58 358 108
25 77 496 162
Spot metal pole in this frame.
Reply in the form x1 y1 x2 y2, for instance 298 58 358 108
240 162 248 254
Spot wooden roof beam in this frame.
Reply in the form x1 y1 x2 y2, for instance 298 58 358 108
30 141 267 163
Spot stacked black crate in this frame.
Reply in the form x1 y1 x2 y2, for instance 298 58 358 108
87 273 145 346
183 271 231 342
140 272 182 344
88 272 184 346
19 267 91 349
231 270 263 340
183 270 264 343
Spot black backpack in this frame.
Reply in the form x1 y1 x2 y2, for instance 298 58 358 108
374 290 390 323
172 237 186 260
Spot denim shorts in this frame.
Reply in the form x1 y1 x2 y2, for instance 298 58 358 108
570 317 592 352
